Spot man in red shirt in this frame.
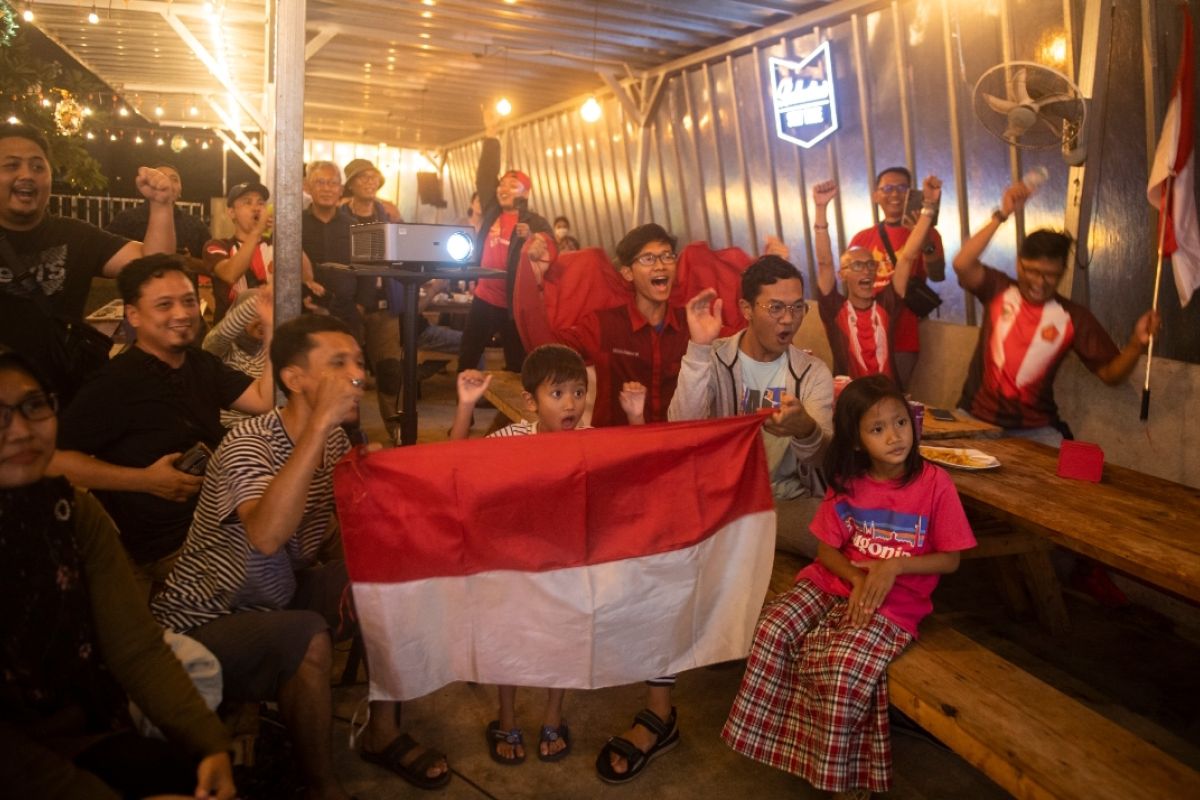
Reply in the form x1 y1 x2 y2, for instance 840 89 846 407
814 176 942 386
519 223 688 426
954 182 1161 444
848 167 946 387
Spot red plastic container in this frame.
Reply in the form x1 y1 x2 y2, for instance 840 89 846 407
1057 440 1104 482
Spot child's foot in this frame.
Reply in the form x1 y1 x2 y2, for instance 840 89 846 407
538 723 570 761
486 720 525 765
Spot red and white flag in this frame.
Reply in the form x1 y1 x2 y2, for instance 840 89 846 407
1147 8 1200 307
334 415 777 702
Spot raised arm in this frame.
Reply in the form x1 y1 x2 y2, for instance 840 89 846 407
892 175 942 296
101 167 179 277
212 216 269 285
811 180 838 296
953 183 1029 294
239 375 361 556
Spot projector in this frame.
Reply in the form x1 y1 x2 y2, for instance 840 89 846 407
349 222 475 267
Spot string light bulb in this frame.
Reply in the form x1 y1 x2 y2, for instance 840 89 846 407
22 3 33 23
495 97 512 116
118 106 130 117
580 96 602 123
154 105 164 117
88 4 99 24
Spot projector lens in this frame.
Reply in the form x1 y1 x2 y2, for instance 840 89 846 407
446 231 473 262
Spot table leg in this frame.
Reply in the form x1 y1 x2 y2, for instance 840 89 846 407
397 286 421 446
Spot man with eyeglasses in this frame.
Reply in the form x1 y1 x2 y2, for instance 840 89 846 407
953 182 1160 446
814 176 942 384
848 167 947 387
670 254 834 499
520 223 690 426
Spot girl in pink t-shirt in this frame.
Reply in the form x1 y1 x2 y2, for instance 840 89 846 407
722 374 975 799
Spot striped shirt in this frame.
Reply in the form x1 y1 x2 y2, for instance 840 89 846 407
152 410 350 633
487 420 592 437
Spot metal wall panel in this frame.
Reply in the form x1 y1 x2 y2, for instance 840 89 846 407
442 0 1199 362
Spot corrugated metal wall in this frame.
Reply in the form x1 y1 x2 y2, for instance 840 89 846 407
445 0 1199 363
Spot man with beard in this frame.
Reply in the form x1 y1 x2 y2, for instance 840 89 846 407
51 255 275 594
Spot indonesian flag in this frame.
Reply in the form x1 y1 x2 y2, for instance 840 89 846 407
1147 8 1200 307
334 415 776 702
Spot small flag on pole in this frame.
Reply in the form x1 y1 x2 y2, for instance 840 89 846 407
334 415 777 702
1147 8 1199 308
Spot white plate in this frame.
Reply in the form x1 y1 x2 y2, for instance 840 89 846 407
920 445 1001 471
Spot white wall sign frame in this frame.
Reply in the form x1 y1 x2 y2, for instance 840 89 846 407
769 42 839 149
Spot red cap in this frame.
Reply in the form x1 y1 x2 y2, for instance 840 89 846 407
502 169 532 194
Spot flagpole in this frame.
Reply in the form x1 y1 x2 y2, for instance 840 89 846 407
1143 176 1172 421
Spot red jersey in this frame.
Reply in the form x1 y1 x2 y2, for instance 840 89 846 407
474 211 518 308
848 223 943 352
816 284 902 382
959 266 1119 429
202 237 271 321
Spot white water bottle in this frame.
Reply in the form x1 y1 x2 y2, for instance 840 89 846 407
1022 166 1049 195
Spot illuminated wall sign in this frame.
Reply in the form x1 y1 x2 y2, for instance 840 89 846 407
769 42 839 149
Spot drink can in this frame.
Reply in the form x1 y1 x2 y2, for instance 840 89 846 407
908 400 925 442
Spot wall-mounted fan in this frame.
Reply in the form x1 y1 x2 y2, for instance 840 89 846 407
973 61 1088 166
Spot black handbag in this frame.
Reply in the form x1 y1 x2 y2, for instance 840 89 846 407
877 222 942 318
0 234 112 403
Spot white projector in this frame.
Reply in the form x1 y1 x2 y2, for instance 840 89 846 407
349 222 475 267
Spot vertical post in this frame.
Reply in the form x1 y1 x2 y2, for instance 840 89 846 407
941 0 974 324
272 0 306 324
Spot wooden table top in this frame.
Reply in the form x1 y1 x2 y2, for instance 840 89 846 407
919 408 1002 440
935 437 1200 603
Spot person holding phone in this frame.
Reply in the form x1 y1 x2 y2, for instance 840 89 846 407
847 167 947 387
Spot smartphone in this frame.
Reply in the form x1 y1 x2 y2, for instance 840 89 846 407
175 442 213 476
928 408 957 422
905 188 937 225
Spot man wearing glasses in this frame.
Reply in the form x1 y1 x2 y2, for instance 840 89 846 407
670 254 834 499
848 167 947 387
521 223 689 426
814 176 942 384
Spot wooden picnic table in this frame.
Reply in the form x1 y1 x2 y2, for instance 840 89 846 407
919 408 1002 440
937 437 1200 605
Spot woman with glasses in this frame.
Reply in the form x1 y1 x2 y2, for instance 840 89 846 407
0 347 236 799
813 176 942 388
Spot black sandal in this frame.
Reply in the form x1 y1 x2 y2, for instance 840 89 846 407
360 732 451 790
486 720 526 765
595 707 680 784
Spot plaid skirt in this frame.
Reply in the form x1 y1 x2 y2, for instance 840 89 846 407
721 579 913 793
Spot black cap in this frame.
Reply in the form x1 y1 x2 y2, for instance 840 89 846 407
226 181 269 206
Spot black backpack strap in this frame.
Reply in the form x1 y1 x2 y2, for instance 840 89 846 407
876 221 899 267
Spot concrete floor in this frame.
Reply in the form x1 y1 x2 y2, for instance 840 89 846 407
255 364 1198 800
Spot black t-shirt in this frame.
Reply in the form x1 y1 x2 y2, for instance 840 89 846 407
0 216 129 320
57 347 253 563
105 202 211 259
303 207 361 332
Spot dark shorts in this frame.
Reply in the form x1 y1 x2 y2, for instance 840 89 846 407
188 560 350 702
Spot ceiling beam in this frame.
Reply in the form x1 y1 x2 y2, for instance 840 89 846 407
305 27 339 61
160 10 267 131
26 0 264 24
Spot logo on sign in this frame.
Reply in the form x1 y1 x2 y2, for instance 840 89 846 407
769 42 838 148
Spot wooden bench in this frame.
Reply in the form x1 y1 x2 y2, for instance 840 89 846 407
766 552 1200 799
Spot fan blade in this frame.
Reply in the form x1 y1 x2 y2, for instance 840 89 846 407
1007 67 1034 105
983 92 1019 115
1031 93 1081 113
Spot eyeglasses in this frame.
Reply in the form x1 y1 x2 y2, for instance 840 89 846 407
756 300 808 320
0 392 58 430
844 259 879 273
877 184 910 195
633 251 678 267
310 179 341 189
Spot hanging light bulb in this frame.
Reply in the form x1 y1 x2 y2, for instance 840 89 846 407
88 4 99 24
22 3 34 23
495 97 512 116
109 133 118 141
85 131 95 140
118 105 129 117
134 134 144 144
580 95 602 123
156 137 165 146
154 105 164 117
6 116 20 125
189 105 199 117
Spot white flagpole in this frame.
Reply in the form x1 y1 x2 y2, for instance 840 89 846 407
1143 175 1172 421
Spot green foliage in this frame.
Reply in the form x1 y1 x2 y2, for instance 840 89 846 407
0 11 109 191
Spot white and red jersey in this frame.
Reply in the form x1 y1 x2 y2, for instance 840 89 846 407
848 223 943 353
203 236 272 321
816 284 903 382
960 267 1119 429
